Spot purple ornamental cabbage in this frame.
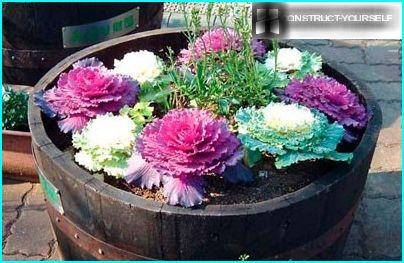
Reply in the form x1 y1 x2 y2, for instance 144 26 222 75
34 58 139 133
282 76 371 140
251 39 267 60
134 108 245 207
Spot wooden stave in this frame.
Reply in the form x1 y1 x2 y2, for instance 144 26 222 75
2 3 163 85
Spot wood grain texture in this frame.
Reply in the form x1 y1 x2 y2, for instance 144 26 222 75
2 3 163 85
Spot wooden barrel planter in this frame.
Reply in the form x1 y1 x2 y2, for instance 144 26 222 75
3 2 163 86
28 28 382 260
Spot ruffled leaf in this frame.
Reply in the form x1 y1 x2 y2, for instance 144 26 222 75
33 90 57 118
292 51 322 79
124 150 162 189
243 148 263 168
73 57 103 68
162 175 204 208
222 162 253 183
275 152 322 169
282 76 371 142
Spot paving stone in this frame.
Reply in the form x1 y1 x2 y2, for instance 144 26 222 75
378 117 401 147
364 172 402 199
4 209 54 256
346 64 401 82
378 101 402 129
373 101 402 147
360 197 402 259
367 82 401 102
2 179 32 206
343 221 364 258
365 44 401 65
25 183 46 210
308 46 365 64
2 211 17 239
48 243 62 260
289 39 332 46
2 254 43 260
370 144 401 172
333 40 367 48
366 40 402 47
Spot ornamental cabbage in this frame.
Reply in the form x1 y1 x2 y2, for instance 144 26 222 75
265 48 322 81
34 58 139 133
134 108 245 207
72 114 138 177
178 28 242 64
114 50 163 84
281 76 371 140
236 102 353 169
252 39 267 60
266 48 303 72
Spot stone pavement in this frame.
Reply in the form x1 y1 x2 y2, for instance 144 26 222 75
2 180 60 260
1 39 401 260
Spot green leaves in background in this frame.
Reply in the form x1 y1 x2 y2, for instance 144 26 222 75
2 85 29 131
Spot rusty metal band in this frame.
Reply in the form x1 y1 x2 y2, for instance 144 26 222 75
45 201 155 260
270 200 359 259
46 197 358 260
3 48 75 69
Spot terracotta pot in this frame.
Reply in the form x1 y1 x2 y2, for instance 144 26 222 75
2 129 38 182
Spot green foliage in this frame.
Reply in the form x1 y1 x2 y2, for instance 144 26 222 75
119 101 154 132
169 49 286 118
2 85 29 131
292 51 323 79
236 103 353 169
138 71 174 111
239 254 251 261
243 148 262 168
162 5 281 118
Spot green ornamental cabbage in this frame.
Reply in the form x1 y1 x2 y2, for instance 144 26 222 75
235 102 353 169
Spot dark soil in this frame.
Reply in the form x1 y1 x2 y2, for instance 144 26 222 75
56 113 350 207
204 157 336 205
104 175 166 203
65 142 337 205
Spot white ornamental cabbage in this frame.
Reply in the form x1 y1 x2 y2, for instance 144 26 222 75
72 113 138 177
265 48 322 81
262 102 315 132
265 48 302 72
114 50 163 84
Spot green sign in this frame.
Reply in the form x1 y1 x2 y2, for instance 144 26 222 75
38 171 64 215
62 7 140 48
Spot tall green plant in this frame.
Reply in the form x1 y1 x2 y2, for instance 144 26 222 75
165 4 284 118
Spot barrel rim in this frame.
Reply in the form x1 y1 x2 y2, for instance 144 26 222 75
28 28 382 216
